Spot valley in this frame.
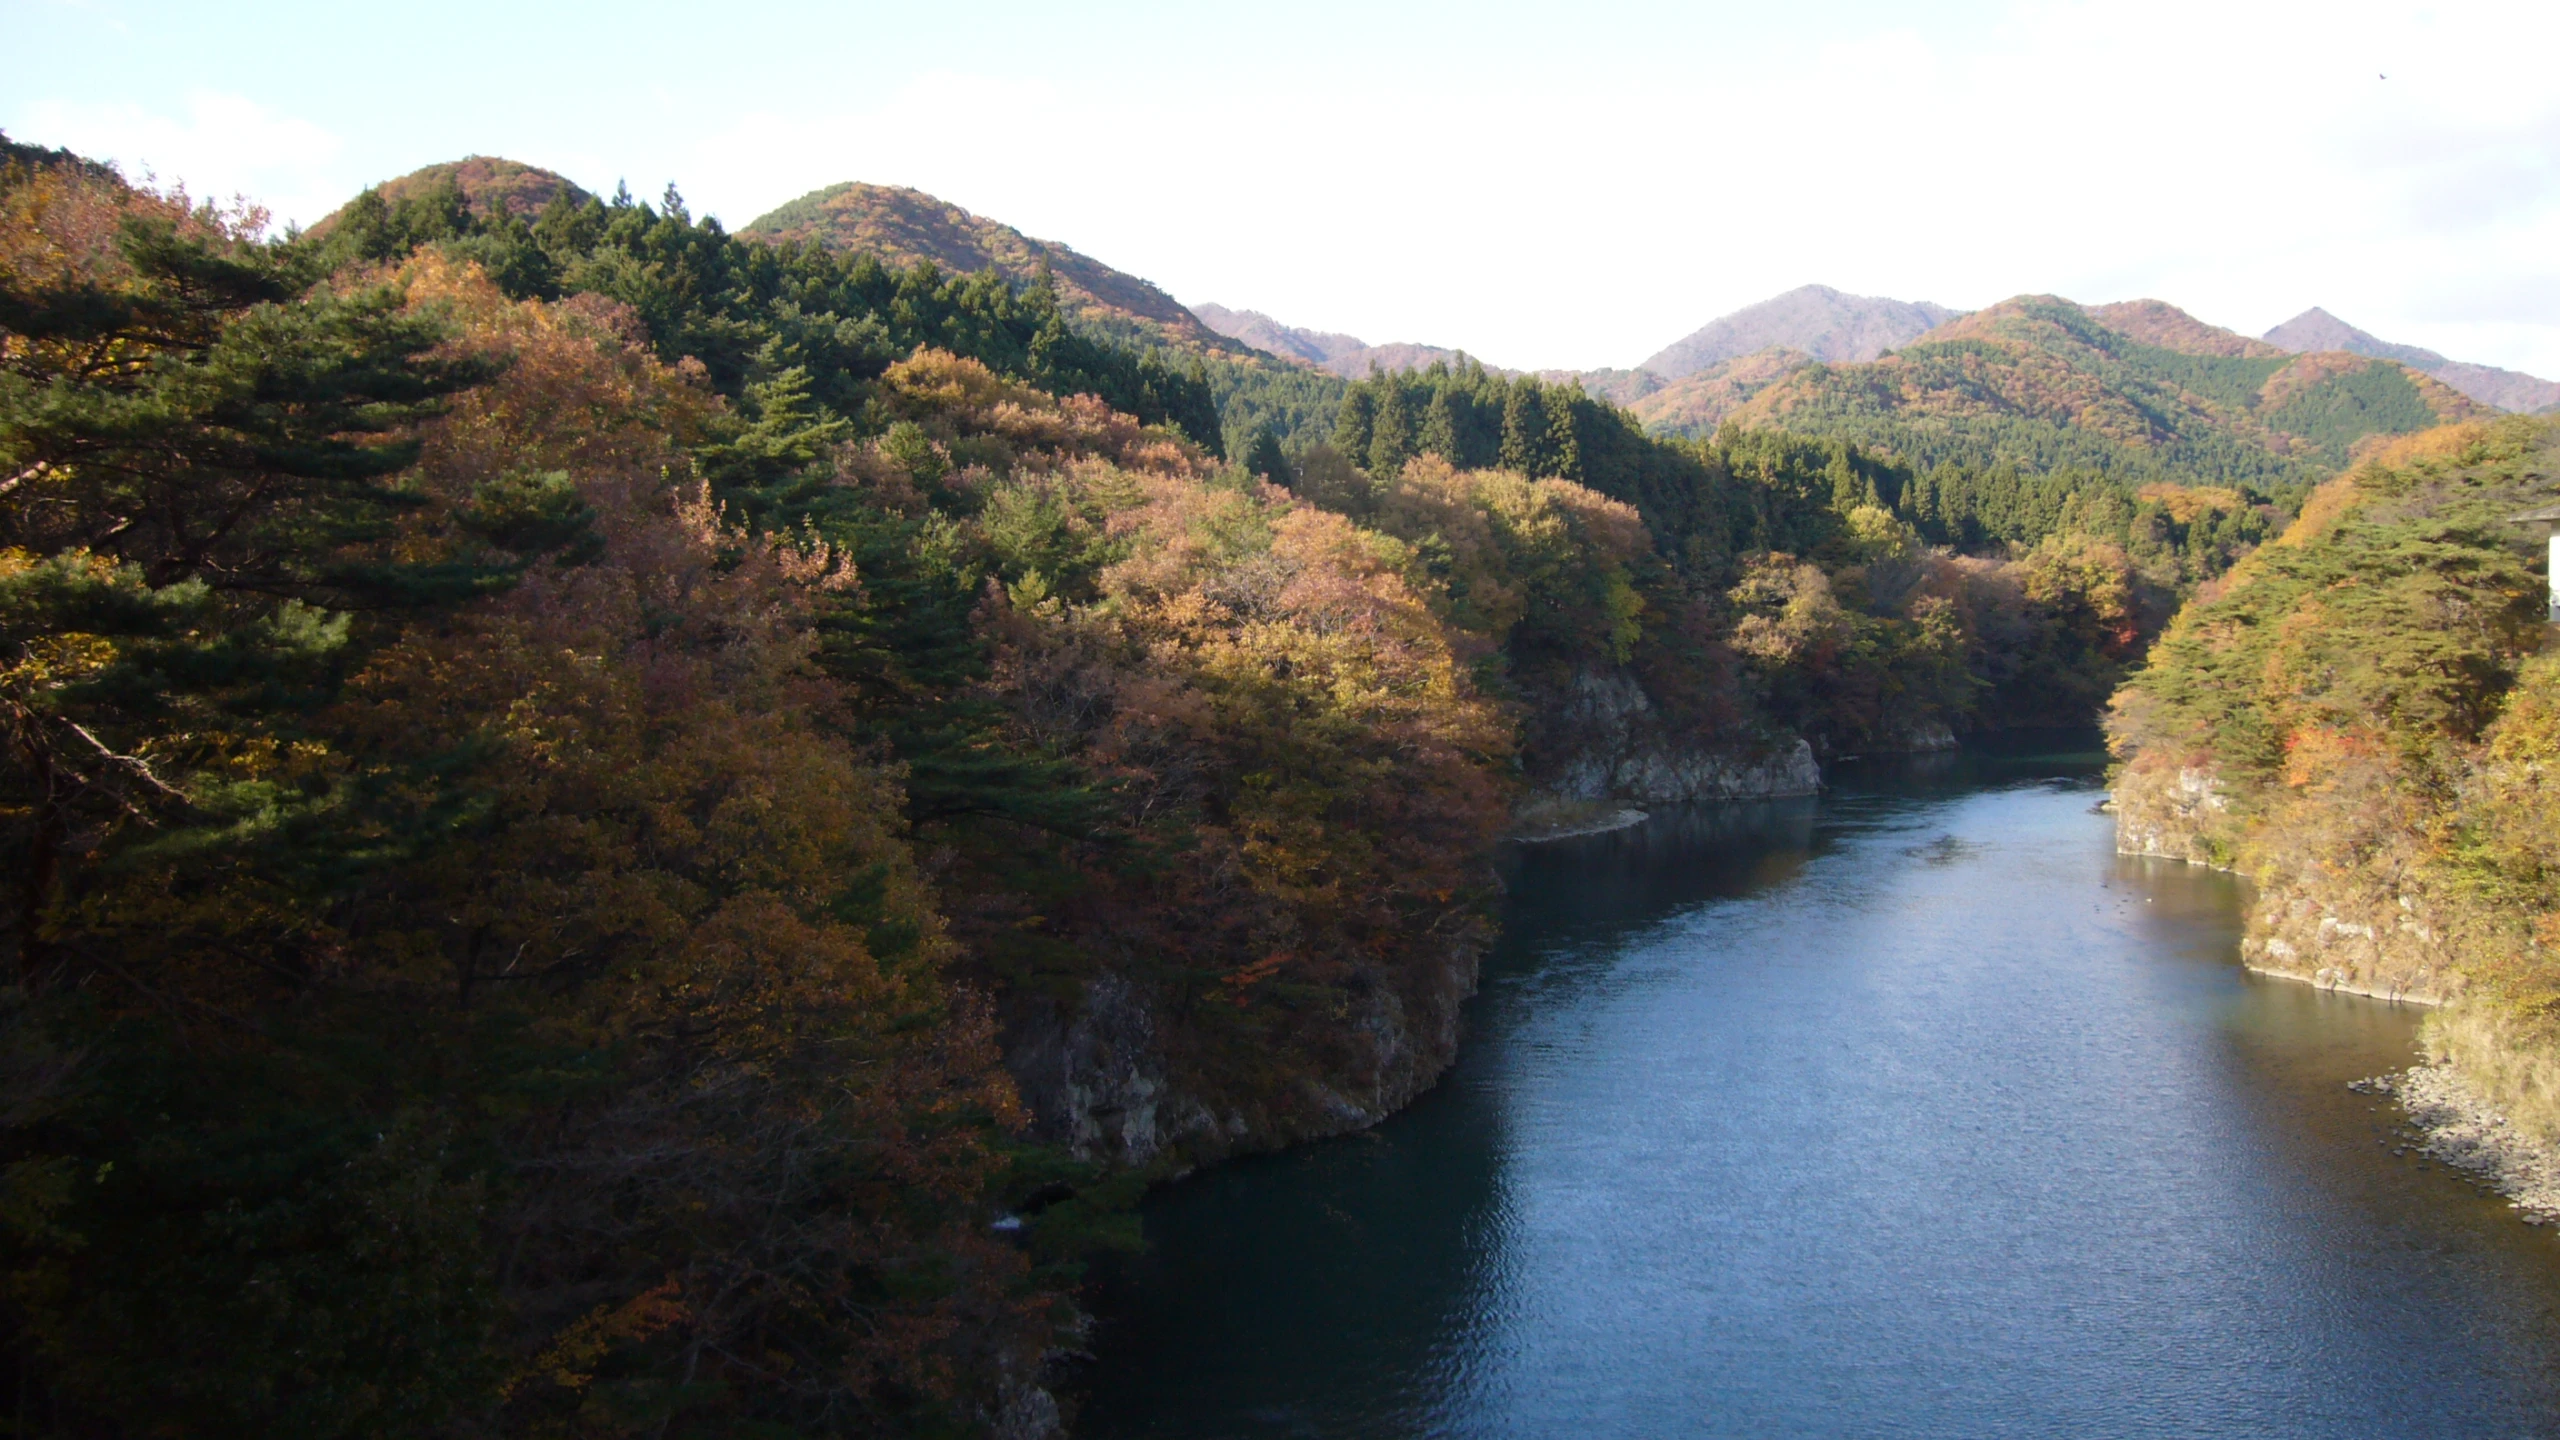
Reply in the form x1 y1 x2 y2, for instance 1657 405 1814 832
4 126 2557 1440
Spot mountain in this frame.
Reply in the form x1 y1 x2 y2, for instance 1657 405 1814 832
1192 303 1495 377
1542 367 1663 407
1626 347 1813 435
743 182 1245 356
2264 307 2560 414
1713 295 2489 481
2088 299 2286 358
1640 285 1963 379
311 156 589 233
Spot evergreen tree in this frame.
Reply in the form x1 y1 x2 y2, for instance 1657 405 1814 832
1243 424 1290 485
1368 378 1414 477
1418 384 1465 464
1499 380 1550 475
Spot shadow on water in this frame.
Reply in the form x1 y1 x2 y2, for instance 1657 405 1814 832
1073 732 2560 1440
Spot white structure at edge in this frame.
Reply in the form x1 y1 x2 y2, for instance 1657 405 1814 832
2512 503 2560 623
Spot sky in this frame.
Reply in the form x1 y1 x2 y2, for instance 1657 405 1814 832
8 0 2559 376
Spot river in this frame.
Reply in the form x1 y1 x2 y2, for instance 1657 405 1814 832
1072 740 2560 1438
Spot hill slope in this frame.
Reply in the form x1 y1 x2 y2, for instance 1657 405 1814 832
2265 307 2560 415
744 182 1243 357
1626 347 1811 434
1640 285 1962 379
1710 295 2488 483
2109 415 2560 1202
310 156 589 233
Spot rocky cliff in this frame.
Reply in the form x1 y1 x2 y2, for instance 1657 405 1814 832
1534 668 1822 805
1001 925 1487 1168
2111 756 2456 1004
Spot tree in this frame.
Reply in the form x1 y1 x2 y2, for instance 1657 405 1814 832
1242 424 1290 485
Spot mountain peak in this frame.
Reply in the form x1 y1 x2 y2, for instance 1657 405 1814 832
2262 307 2443 369
2086 299 2286 358
742 183 1241 356
313 156 589 235
1640 286 1963 379
2265 308 2558 413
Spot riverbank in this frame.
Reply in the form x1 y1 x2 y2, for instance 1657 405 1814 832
2360 1066 2560 1226
1510 797 1649 842
1081 763 2560 1437
2110 761 2560 1230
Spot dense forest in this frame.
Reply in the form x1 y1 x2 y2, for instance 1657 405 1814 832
2109 414 2560 1167
0 136 2419 1438
1639 296 2486 487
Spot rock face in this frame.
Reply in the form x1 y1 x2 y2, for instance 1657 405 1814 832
1005 973 1211 1165
2239 874 2456 1005
1871 719 1958 755
2111 757 2232 865
1002 666 1819 1166
2111 759 2454 1004
1538 669 1821 804
1002 938 1483 1167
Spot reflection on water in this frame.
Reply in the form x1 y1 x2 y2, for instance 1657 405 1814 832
1077 740 2560 1439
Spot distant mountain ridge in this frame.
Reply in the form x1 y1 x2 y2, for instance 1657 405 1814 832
1705 295 2489 482
1640 285 1963 379
743 182 1246 357
1192 304 1499 377
2263 307 2560 414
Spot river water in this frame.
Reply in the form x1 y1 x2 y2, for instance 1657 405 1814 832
1074 741 2560 1438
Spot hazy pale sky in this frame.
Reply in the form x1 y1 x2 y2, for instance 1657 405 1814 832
8 0 2558 376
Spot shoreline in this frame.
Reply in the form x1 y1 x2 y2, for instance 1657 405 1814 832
2241 962 2445 1007
1510 806 1649 843
2116 831 2560 1226
2360 1065 2560 1227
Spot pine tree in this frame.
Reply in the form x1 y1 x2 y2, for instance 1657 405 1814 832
1243 425 1290 485
1500 380 1551 476
1334 384 1378 462
1368 378 1414 477
1418 386 1465 465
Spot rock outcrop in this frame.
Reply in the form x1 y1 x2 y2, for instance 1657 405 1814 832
2110 755 2233 866
1002 935 1484 1167
1536 668 1821 805
2111 757 2455 1004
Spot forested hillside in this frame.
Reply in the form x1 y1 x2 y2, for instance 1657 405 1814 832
1686 296 2486 482
0 145 1530 1438
1626 346 1810 436
2109 414 2560 1169
1317 361 2207 744
3 131 2505 1437
2264 306 2560 415
0 140 2143 1439
743 181 1244 359
310 155 590 232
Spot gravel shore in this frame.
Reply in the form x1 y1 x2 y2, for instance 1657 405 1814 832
1509 803 1649 843
2357 1065 2560 1225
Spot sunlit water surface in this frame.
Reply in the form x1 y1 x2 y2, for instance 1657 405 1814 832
1074 743 2560 1438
